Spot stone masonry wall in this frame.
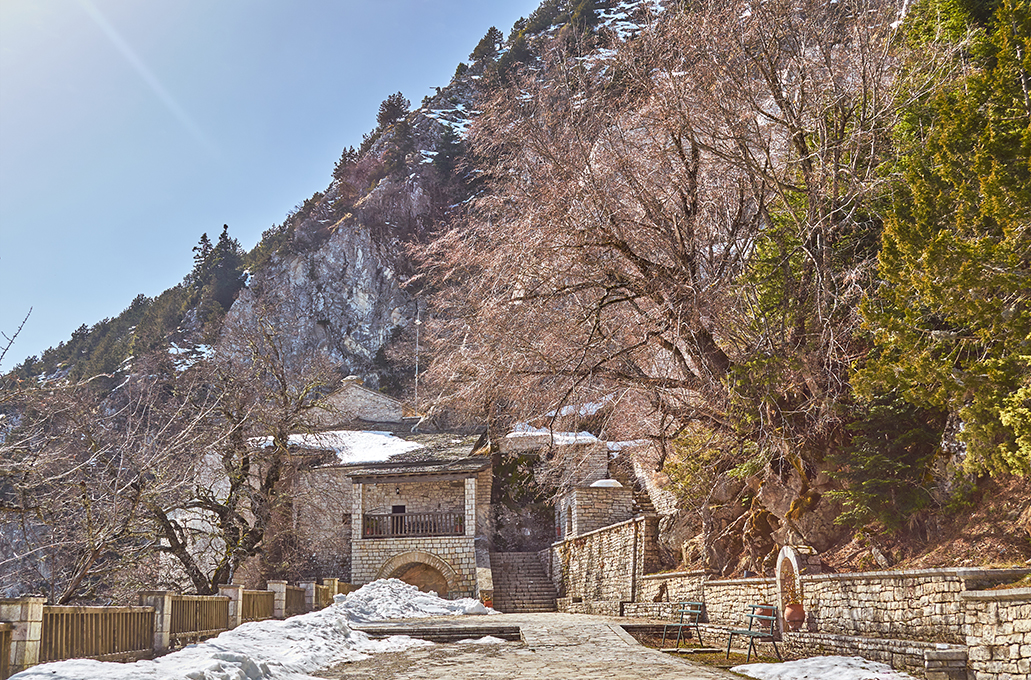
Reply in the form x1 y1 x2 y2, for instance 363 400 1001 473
362 479 465 515
552 516 659 602
637 571 706 604
351 535 477 598
628 567 1027 646
800 570 970 643
556 487 634 540
475 469 491 536
604 565 1031 680
318 381 403 426
962 588 1031 680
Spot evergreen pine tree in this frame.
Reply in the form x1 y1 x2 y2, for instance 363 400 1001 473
858 0 1031 475
470 26 504 63
376 92 410 130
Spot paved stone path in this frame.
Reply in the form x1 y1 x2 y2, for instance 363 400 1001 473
317 613 738 679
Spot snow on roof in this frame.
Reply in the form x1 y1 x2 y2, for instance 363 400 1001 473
734 655 917 680
253 430 425 465
606 439 649 455
12 579 493 680
545 394 614 418
504 423 599 446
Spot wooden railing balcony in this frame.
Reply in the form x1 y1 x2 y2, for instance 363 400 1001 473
362 512 464 539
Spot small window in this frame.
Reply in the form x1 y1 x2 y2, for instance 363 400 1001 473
392 505 406 514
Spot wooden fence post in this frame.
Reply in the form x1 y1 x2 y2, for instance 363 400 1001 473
300 582 316 612
266 581 287 620
138 591 172 653
0 597 44 676
218 585 244 629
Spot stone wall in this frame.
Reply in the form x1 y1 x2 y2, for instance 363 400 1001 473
318 381 403 426
350 535 477 598
632 566 1028 646
799 570 972 643
779 631 966 674
962 588 1031 680
552 516 659 602
556 487 634 540
474 469 492 536
637 571 706 603
592 564 1030 680
362 478 465 515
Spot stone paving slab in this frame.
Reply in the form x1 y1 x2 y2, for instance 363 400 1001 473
320 613 738 679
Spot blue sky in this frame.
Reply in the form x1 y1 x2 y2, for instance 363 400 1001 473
0 0 541 368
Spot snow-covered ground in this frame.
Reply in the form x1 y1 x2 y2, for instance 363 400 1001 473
11 580 492 680
734 655 917 680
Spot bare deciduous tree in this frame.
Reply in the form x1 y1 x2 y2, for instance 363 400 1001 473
0 353 217 602
417 0 904 538
148 304 338 593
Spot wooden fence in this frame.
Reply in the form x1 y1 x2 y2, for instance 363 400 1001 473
1 578 355 676
285 586 306 618
242 590 274 623
40 606 154 664
315 584 334 609
170 595 229 643
336 582 360 596
0 622 11 680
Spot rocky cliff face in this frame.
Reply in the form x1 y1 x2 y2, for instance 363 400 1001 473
227 213 413 390
222 76 478 391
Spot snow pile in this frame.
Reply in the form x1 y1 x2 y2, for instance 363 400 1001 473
12 580 491 680
252 430 425 464
340 578 493 621
456 635 507 644
734 656 917 680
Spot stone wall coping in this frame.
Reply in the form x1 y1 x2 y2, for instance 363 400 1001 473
782 630 966 653
959 586 1031 601
704 576 776 587
924 649 969 661
640 570 707 581
551 514 650 546
800 567 1029 583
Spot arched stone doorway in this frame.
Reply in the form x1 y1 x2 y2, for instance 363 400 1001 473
377 551 458 597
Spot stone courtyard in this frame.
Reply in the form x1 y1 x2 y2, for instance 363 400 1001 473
319 613 737 680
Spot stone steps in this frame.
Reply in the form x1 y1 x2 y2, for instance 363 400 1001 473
490 552 558 613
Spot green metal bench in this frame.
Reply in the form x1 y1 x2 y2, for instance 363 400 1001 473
660 601 704 650
725 603 781 662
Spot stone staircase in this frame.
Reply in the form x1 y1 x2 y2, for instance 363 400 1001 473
490 552 558 613
610 460 657 516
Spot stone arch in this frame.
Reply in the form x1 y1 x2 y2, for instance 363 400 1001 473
377 551 458 597
776 545 810 631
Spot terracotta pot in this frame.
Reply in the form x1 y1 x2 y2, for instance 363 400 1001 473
784 602 805 631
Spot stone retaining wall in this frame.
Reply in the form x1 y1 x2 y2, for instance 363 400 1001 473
780 630 965 674
549 520 1029 680
632 567 1027 645
962 588 1031 680
551 516 659 602
800 570 970 644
